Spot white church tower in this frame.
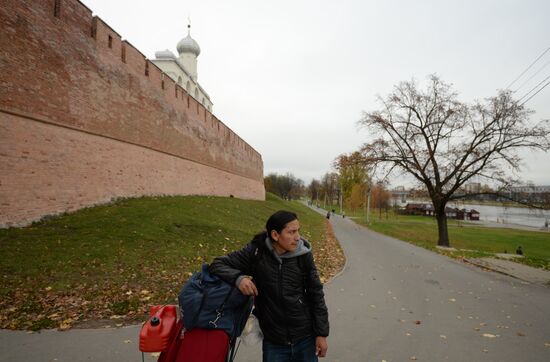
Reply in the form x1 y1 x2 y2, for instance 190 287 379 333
176 24 200 81
152 23 212 112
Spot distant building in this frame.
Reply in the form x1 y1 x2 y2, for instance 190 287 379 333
390 186 409 204
152 25 213 112
464 182 481 194
467 209 480 221
509 185 550 203
403 203 480 221
510 185 550 193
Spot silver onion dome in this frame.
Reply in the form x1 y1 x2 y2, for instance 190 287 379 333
177 25 200 57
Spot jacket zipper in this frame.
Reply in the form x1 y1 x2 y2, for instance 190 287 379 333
278 262 291 344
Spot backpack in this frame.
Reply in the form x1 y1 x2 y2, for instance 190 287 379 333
178 264 254 343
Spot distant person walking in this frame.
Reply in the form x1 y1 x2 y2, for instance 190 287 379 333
516 246 523 255
326 211 331 220
209 210 329 361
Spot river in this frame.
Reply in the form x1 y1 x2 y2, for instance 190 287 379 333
402 200 550 229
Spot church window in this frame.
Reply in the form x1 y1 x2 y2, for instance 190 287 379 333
54 0 61 18
175 85 178 98
186 81 190 93
194 88 199 99
108 35 113 48
145 62 149 76
178 76 182 85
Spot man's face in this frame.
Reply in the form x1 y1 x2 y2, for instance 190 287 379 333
272 219 301 253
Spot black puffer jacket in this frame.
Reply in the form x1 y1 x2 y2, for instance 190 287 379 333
209 234 329 345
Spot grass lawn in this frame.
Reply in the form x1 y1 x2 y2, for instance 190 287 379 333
319 203 550 269
0 193 342 330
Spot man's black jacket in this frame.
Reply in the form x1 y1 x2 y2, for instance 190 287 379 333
209 234 329 345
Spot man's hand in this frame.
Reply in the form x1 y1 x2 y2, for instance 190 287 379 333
315 336 328 357
238 276 258 296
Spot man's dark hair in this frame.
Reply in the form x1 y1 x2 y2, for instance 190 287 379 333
266 210 298 238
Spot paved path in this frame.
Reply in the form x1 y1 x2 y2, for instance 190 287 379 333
1 215 549 361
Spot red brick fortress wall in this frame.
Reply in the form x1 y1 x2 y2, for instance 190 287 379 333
0 0 265 227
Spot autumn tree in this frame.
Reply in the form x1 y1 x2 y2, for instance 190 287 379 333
349 183 367 211
358 75 550 247
370 181 391 218
333 151 369 206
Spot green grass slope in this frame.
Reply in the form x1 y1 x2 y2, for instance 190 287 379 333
0 194 328 330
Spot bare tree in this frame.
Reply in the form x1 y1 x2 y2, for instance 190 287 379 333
358 75 550 247
319 172 339 207
307 179 321 202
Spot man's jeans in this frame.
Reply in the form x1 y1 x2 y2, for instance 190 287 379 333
262 335 318 362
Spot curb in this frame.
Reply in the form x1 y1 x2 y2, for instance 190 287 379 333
462 258 525 282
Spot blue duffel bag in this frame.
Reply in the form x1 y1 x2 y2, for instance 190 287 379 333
178 263 254 342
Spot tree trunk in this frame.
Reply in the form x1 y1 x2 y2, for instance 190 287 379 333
435 207 450 247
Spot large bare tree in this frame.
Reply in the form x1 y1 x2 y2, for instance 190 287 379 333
359 75 550 247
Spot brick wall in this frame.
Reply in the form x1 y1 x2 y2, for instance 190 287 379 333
0 0 265 227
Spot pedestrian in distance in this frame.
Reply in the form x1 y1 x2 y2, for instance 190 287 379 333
209 210 329 361
326 211 330 220
516 246 523 255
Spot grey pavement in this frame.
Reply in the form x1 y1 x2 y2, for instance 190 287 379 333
464 257 550 285
1 214 550 361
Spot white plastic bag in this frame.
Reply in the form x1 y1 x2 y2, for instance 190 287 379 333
240 314 263 346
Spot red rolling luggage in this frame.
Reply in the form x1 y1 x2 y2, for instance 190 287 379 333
157 320 230 362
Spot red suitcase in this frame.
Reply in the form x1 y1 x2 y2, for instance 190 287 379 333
158 320 230 362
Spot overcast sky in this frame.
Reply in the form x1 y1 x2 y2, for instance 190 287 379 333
81 0 550 187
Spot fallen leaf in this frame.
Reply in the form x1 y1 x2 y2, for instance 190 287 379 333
516 332 525 337
544 342 550 347
448 298 456 302
415 320 421 325
440 335 447 339
124 340 132 344
410 357 417 360
482 333 497 338
58 318 73 330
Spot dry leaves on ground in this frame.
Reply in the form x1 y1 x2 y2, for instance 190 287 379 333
312 220 346 284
